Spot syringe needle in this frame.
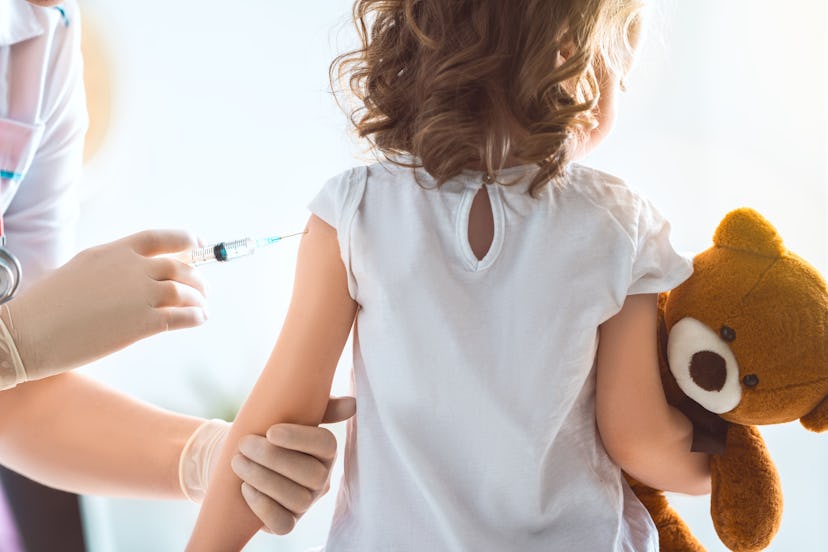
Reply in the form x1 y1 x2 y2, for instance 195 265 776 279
256 231 307 248
274 230 307 241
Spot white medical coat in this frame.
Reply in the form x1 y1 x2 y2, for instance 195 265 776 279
0 0 85 288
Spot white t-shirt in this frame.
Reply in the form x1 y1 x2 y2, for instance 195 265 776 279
308 161 692 551
0 0 86 287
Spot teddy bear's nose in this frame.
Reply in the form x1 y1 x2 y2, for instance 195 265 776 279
690 350 727 391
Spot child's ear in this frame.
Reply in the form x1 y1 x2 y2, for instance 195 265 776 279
800 395 828 432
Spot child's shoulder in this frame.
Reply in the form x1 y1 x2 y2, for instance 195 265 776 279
312 161 412 225
564 163 655 238
323 160 409 187
565 163 644 204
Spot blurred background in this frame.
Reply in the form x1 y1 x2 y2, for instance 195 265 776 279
68 0 826 550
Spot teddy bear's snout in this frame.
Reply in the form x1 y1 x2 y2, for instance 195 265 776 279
690 351 727 391
668 317 743 414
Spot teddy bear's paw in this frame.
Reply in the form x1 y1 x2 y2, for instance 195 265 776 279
710 426 782 552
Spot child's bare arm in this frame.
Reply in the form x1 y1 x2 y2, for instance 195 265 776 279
596 293 711 495
187 215 357 551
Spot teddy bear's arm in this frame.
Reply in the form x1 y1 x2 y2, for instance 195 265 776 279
710 424 782 552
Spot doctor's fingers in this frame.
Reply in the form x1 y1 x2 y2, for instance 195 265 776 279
146 256 209 296
321 396 357 424
232 455 316 518
238 434 332 492
266 423 339 466
240 482 297 535
147 280 207 312
123 229 201 256
154 306 208 332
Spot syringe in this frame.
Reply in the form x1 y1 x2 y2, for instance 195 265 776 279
177 231 306 266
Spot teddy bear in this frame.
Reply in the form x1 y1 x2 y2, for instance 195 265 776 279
626 208 828 552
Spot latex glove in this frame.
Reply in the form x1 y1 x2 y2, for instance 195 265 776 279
0 230 207 388
179 419 231 503
232 396 356 535
179 397 355 516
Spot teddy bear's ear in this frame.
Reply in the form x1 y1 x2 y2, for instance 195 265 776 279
801 395 828 432
714 208 785 258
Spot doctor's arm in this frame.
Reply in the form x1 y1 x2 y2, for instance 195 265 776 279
595 293 711 495
0 371 354 532
0 372 201 499
188 214 357 550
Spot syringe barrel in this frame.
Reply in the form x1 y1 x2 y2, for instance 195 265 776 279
220 238 256 261
184 238 255 265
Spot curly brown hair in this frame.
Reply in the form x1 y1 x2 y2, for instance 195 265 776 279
332 0 645 196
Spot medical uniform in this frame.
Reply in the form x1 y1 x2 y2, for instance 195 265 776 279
0 0 85 289
0 2 86 550
309 161 692 551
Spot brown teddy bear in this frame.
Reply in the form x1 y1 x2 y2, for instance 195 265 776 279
627 208 828 552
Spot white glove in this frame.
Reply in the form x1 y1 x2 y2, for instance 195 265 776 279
0 230 208 389
231 396 356 534
179 396 356 520
179 419 231 503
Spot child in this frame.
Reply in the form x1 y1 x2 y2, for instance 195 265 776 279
189 1 712 549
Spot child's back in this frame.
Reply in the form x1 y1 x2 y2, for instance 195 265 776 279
311 160 688 550
188 2 713 550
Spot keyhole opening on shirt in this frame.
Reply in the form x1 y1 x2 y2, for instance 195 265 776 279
468 186 495 261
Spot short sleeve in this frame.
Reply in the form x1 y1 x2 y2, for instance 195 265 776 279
307 166 367 300
627 198 693 295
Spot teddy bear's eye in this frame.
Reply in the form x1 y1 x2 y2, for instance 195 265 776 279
720 325 736 342
742 374 759 388
668 317 742 414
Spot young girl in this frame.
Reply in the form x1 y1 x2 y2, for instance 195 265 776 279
189 1 712 549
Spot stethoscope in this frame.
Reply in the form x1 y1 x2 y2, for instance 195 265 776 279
0 214 22 305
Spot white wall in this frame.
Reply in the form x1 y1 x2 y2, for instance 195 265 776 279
75 1 826 550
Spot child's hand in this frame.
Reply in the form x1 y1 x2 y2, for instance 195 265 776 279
231 396 356 535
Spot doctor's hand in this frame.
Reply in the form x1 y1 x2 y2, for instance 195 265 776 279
234 395 356 535
0 229 207 386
